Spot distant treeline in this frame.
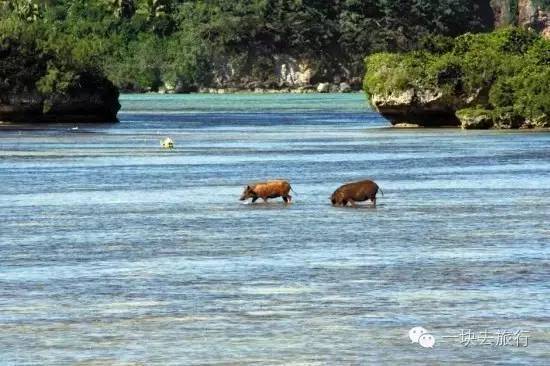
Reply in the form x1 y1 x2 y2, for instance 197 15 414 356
0 0 498 92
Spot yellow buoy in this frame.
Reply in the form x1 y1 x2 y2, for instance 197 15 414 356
160 137 174 149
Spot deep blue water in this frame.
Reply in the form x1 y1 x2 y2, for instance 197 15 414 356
1 93 549 365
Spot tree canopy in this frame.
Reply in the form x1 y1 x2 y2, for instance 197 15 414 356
0 1 521 91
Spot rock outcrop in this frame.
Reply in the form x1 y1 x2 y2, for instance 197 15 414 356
372 87 549 129
0 38 120 123
491 0 550 37
456 108 494 129
339 82 352 93
202 53 361 92
317 82 330 93
0 77 120 124
365 26 549 129
370 86 548 130
369 89 462 127
455 108 550 129
275 56 314 86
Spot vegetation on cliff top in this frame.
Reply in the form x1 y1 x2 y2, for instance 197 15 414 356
0 0 494 92
0 31 119 121
364 28 550 127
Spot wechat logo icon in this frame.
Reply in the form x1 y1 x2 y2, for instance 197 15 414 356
409 326 436 348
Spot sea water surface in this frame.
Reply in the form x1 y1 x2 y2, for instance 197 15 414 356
1 94 549 365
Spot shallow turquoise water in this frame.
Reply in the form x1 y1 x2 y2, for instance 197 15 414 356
1 93 549 365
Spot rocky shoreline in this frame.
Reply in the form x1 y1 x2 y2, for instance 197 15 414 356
151 81 359 95
370 88 550 130
369 89 461 128
0 86 120 124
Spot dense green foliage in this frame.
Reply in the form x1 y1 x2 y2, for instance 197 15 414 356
0 24 108 107
0 0 495 92
364 28 550 125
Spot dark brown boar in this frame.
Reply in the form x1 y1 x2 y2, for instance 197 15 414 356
330 179 383 207
240 180 293 203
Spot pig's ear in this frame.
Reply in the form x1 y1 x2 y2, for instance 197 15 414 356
246 185 251 190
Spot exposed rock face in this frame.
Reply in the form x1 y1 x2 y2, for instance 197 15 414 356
370 89 461 127
206 53 358 92
517 0 550 36
456 109 494 129
339 82 352 93
455 108 550 129
317 82 331 93
392 123 422 128
490 0 550 38
370 88 548 129
275 56 314 86
490 0 515 26
492 110 525 128
534 5 550 37
518 0 537 26
525 115 550 128
159 79 190 94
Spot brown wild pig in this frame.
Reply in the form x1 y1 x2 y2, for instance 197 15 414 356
331 179 383 207
240 180 293 203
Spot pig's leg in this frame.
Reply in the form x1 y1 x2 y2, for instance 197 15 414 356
263 197 269 203
371 196 376 207
348 199 357 208
283 196 288 203
252 197 258 203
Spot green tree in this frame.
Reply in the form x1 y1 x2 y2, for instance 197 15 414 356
107 0 137 19
2 0 40 21
138 0 167 21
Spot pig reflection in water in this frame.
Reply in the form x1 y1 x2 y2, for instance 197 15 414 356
331 179 383 207
240 180 293 203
